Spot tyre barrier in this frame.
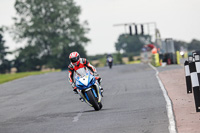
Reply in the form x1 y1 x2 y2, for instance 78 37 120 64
184 53 200 112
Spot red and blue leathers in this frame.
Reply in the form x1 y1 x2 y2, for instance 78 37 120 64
68 58 99 89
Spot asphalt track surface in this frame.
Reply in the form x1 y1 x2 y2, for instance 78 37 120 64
0 64 170 133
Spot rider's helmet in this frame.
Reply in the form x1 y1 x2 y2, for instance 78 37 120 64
69 52 80 66
107 53 112 58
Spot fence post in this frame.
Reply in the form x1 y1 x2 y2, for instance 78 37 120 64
189 56 200 112
176 51 180 64
184 60 192 93
194 54 200 87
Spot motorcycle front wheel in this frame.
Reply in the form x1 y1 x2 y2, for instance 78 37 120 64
86 90 100 111
108 62 112 69
98 102 103 109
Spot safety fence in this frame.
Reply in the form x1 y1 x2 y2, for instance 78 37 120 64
184 52 200 112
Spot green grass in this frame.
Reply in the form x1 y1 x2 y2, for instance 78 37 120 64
0 70 60 84
126 60 141 64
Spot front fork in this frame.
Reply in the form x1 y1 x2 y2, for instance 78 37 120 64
78 89 92 106
78 83 102 106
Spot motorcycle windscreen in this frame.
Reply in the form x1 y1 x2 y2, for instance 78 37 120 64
108 57 113 62
75 68 93 90
75 68 87 77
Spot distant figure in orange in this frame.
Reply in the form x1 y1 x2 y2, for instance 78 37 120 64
143 44 157 54
151 47 157 54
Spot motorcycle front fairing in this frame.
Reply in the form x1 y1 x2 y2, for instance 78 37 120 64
75 72 96 90
107 57 113 62
75 70 102 106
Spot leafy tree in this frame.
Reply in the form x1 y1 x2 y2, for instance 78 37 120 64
87 54 107 61
0 28 6 63
49 44 87 69
173 40 188 51
188 39 200 51
12 0 90 71
0 28 11 73
115 34 151 55
114 52 123 64
128 54 134 61
14 45 41 72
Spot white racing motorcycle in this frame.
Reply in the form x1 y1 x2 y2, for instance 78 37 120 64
75 68 103 111
107 56 113 69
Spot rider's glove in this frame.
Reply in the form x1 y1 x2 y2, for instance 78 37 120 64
71 83 78 94
71 82 76 88
73 88 78 94
93 72 99 77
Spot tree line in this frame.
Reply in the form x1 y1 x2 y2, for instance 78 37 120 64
0 0 89 73
115 33 200 54
1 0 200 73
174 39 200 52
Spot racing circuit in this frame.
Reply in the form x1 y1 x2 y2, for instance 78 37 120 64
0 63 179 133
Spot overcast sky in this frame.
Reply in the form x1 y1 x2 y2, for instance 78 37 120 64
1 0 200 57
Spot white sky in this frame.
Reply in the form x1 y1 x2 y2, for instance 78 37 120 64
1 0 200 57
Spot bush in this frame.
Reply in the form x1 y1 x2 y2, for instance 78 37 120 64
128 54 134 61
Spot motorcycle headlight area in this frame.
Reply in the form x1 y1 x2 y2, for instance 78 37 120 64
76 82 85 87
89 78 96 84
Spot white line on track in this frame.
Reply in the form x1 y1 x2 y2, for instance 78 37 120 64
148 63 177 133
73 111 83 122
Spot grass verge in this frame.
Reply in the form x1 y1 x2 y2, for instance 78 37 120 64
126 60 141 64
0 70 60 84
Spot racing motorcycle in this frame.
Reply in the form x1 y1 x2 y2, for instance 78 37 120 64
107 56 113 69
75 68 103 111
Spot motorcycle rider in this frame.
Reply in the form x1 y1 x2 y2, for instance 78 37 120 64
68 51 103 94
106 53 113 68
106 53 113 59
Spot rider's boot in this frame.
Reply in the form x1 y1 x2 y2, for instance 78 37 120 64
79 97 84 102
98 78 102 85
100 87 104 97
100 87 104 93
96 77 104 96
